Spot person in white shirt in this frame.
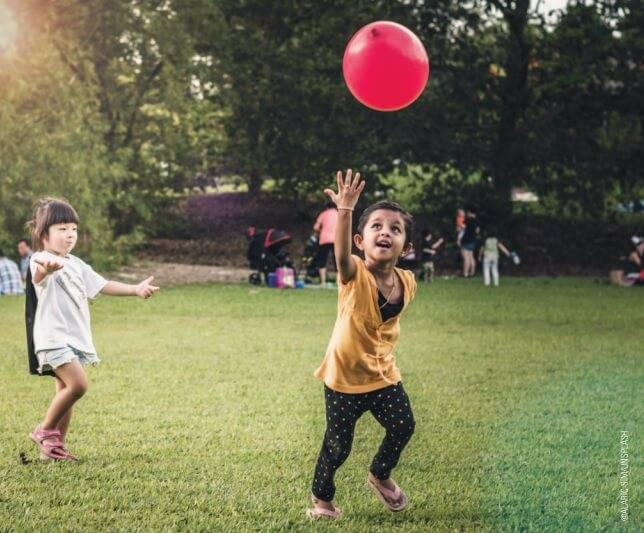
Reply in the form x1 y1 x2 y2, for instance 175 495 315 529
478 228 512 287
26 197 159 461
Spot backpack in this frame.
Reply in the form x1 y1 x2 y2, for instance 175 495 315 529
25 267 54 376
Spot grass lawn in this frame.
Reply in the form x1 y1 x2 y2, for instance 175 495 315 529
0 278 641 531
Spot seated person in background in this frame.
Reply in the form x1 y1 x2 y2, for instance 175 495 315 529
0 248 24 295
625 236 644 286
610 236 644 287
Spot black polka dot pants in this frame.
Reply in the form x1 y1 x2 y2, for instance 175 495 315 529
311 382 415 501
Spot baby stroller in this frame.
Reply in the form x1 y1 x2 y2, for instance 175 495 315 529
246 227 295 285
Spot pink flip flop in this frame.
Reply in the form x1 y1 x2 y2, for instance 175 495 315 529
306 495 342 520
367 473 408 512
29 425 75 461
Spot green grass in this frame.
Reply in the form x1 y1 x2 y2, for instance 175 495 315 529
0 278 641 531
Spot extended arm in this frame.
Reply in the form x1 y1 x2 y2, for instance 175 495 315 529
101 276 159 299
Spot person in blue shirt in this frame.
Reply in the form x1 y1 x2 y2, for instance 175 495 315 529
0 247 24 295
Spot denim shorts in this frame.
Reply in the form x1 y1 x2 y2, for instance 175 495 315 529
36 346 100 374
461 242 476 252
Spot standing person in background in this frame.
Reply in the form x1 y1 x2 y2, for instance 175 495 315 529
420 229 444 283
478 228 511 287
458 207 480 278
313 202 338 287
0 248 24 295
455 209 465 244
397 244 418 272
17 238 33 283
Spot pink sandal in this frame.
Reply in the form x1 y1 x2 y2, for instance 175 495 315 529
367 473 408 512
29 425 76 461
306 495 342 520
59 441 78 461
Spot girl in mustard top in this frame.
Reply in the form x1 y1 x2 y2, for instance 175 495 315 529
307 170 418 519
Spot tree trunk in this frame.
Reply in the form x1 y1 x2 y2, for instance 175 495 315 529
491 0 531 212
247 173 263 197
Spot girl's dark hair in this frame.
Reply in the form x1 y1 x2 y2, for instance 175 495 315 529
357 200 414 246
25 197 79 250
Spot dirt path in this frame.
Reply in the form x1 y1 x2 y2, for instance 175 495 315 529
112 262 254 285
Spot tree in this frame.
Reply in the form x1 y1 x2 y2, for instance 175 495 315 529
528 1 643 217
50 0 220 234
0 1 117 265
182 0 458 200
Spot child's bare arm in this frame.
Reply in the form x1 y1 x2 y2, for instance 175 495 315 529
323 169 365 284
101 276 159 299
498 243 511 257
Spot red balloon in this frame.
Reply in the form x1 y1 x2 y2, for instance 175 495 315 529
343 21 430 112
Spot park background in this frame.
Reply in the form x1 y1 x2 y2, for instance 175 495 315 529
0 1 642 531
0 0 642 274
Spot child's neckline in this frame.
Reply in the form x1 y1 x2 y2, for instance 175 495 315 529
377 288 404 306
364 259 397 280
363 262 407 319
43 249 69 258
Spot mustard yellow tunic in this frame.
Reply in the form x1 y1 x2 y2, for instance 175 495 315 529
314 254 417 393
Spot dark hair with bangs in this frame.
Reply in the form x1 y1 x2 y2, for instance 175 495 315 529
26 197 79 250
356 200 414 246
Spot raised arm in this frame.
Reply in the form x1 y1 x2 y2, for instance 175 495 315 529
101 276 159 299
323 169 365 284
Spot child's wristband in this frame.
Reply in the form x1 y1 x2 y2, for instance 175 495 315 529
337 207 354 211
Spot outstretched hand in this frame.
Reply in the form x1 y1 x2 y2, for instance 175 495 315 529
135 276 160 299
323 169 365 210
34 258 64 274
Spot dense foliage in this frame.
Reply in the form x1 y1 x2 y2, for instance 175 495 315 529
1 1 641 264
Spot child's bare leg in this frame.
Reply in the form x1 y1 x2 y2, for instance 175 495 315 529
467 252 476 276
54 376 73 438
41 360 87 430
